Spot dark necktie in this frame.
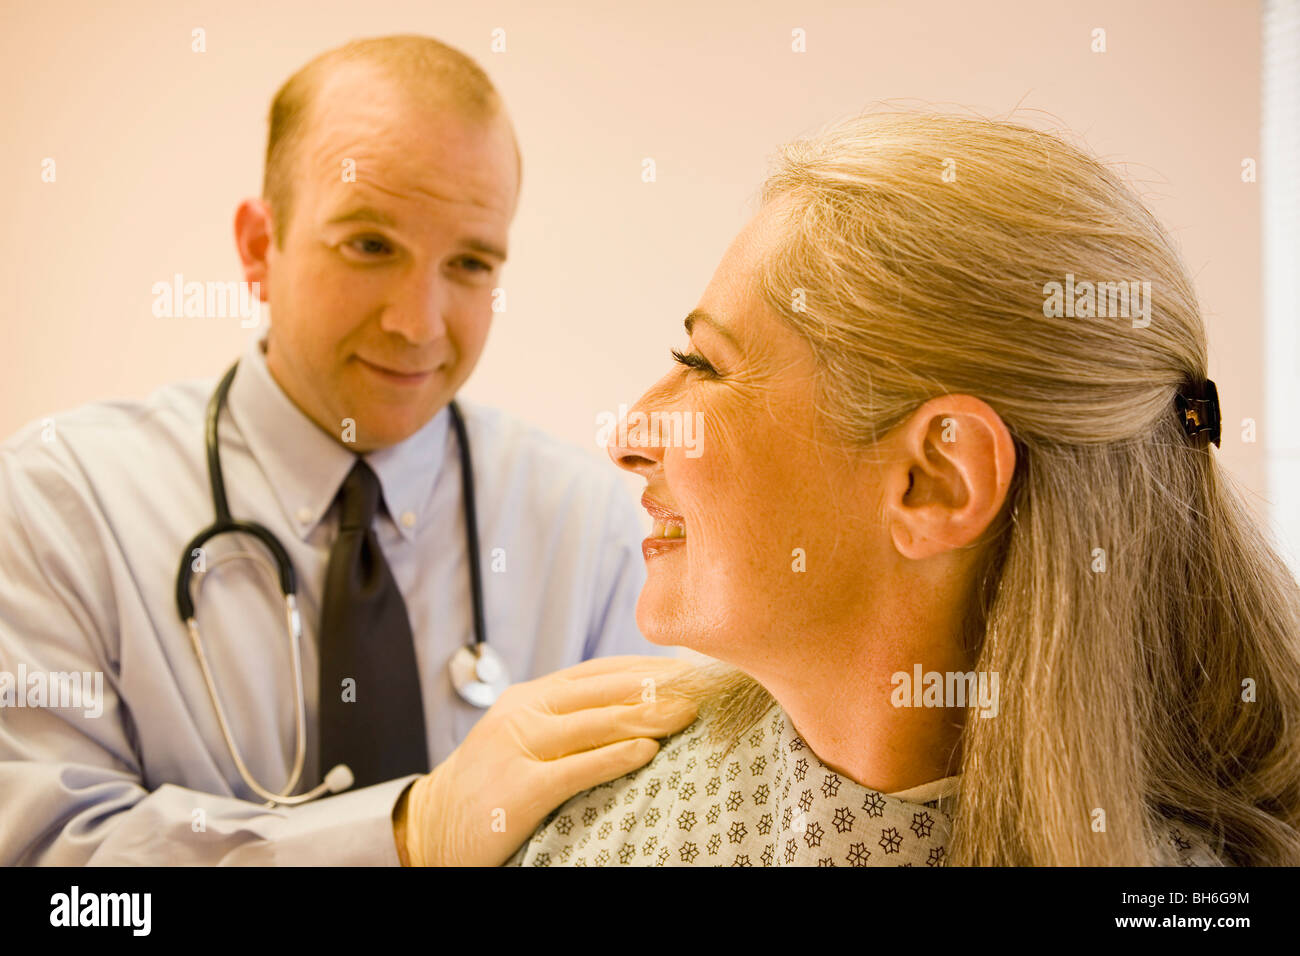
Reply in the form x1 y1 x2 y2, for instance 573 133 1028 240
318 459 429 787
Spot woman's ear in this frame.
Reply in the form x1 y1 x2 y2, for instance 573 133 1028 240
884 395 1016 560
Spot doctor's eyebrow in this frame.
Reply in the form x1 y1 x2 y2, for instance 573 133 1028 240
326 206 399 227
460 237 508 262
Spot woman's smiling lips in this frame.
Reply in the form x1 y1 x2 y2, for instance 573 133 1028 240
641 492 686 559
354 355 439 386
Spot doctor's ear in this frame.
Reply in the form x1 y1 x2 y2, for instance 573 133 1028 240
882 395 1016 561
234 199 275 301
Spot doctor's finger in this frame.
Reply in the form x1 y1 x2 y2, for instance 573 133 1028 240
539 736 665 804
529 697 699 761
538 663 698 713
530 654 695 687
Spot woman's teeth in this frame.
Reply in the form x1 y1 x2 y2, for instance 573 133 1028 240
652 520 687 539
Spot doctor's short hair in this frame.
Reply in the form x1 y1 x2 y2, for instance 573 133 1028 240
260 34 516 247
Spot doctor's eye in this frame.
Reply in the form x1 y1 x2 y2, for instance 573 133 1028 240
671 347 719 379
342 235 395 259
452 256 494 275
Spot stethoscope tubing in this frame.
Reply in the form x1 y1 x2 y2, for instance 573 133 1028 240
174 360 491 806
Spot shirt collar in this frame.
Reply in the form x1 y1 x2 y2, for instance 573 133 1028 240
225 332 451 542
886 774 961 803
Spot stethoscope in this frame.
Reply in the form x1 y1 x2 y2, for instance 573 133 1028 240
174 360 510 807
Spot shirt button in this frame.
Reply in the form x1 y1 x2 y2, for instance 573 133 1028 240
400 511 416 529
296 507 312 524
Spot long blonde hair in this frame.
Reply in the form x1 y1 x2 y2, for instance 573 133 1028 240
661 111 1300 866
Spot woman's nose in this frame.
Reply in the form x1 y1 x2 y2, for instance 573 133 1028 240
607 399 661 477
607 375 680 476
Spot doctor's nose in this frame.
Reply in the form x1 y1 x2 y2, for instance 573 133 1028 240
380 271 450 346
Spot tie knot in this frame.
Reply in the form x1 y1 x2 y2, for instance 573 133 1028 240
335 460 381 531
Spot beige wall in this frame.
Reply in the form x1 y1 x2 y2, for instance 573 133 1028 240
0 0 1268 511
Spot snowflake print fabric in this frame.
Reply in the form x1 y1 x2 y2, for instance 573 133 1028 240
508 703 953 867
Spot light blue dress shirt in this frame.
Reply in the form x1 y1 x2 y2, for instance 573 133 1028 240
0 332 664 865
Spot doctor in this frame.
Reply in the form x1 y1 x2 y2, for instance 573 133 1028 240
0 35 696 866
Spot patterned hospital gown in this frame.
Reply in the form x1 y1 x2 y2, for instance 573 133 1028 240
507 702 1225 867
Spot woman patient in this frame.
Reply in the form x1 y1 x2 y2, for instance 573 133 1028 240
508 111 1300 866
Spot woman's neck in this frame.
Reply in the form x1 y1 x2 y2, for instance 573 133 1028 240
732 596 975 794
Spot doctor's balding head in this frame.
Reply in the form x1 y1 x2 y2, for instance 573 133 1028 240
235 35 522 451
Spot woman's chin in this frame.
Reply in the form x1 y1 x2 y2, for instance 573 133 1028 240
635 591 692 649
635 593 730 656
634 608 675 647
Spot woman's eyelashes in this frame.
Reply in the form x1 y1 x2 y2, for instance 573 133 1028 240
671 347 719 378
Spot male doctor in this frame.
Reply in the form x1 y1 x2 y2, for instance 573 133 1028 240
0 35 695 866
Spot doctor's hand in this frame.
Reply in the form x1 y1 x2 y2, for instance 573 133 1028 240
393 655 699 867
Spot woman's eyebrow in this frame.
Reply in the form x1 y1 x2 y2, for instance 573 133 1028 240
684 309 739 346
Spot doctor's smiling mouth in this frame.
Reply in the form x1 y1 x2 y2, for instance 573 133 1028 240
351 353 445 388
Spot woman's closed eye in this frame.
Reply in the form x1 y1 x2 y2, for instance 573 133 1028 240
671 347 719 379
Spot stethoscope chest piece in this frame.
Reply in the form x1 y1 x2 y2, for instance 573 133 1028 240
450 642 510 708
